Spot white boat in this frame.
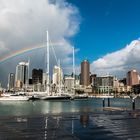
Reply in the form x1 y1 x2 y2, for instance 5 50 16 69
0 94 29 101
42 94 71 100
122 95 131 99
27 92 47 100
93 95 114 98
71 93 88 100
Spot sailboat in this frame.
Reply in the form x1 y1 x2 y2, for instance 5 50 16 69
42 31 71 100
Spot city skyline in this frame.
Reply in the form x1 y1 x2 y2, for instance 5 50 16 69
1 0 140 86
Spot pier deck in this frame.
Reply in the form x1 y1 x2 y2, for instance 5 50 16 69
103 107 129 111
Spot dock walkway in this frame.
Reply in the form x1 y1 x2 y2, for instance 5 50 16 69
103 107 129 111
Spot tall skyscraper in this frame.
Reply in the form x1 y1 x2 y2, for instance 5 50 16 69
80 60 90 86
7 73 15 91
32 69 43 84
15 62 29 88
127 69 139 86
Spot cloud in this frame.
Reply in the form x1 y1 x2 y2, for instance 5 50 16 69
0 0 80 54
0 41 9 55
91 39 140 77
0 0 80 87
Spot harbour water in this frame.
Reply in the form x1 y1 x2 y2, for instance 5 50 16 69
0 98 140 139
0 98 140 116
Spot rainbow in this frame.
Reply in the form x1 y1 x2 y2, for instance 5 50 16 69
0 44 45 64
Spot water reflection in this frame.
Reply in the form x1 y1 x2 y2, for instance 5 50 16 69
44 117 48 140
1 111 140 139
80 114 89 128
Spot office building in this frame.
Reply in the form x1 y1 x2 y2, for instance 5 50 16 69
80 60 90 86
29 78 33 85
32 69 43 84
127 69 139 86
7 73 15 91
91 75 114 94
15 62 29 88
52 65 63 85
64 76 74 92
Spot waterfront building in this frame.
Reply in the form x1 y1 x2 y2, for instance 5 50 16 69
64 76 74 92
119 78 127 86
52 65 63 85
29 78 33 85
80 60 90 86
91 75 114 94
15 80 23 89
32 69 43 84
113 77 119 95
112 77 132 94
117 82 126 93
32 69 43 91
7 73 15 91
43 73 48 85
132 84 140 94
127 69 139 86
42 73 47 91
75 75 80 87
15 62 29 88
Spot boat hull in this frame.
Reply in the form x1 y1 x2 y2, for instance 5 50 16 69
0 96 29 101
42 96 71 100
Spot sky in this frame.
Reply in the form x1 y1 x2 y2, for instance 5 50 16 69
69 0 140 75
69 0 140 59
1 0 140 87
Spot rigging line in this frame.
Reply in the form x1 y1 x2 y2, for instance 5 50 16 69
49 39 58 66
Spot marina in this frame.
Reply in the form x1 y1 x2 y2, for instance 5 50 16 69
0 0 140 139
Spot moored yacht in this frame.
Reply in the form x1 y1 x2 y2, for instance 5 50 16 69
42 93 71 100
0 93 29 101
40 31 71 100
92 94 114 98
71 93 88 100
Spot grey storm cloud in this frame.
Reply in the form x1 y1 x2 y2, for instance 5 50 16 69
0 0 81 87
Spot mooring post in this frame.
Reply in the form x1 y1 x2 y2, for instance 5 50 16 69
132 99 135 110
108 98 110 107
102 98 105 107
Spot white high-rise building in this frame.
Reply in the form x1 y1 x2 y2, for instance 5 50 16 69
7 73 15 91
15 62 29 88
52 65 63 85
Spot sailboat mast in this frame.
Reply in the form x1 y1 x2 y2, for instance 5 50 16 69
73 47 75 94
73 47 75 79
28 58 30 84
58 59 61 95
46 30 49 94
26 58 30 90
